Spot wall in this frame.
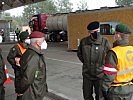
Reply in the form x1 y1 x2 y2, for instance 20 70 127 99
68 7 133 50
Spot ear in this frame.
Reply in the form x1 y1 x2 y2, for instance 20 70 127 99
117 34 120 38
36 40 41 47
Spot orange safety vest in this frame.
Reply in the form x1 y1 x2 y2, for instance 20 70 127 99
111 46 133 86
15 43 26 66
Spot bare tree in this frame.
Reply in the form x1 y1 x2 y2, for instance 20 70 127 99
77 0 88 10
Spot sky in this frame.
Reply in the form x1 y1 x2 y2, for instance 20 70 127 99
5 0 117 16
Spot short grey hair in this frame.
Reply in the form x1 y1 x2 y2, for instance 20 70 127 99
30 37 44 45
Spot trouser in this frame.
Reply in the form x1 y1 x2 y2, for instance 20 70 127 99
0 85 5 100
108 93 132 100
83 76 104 100
16 34 19 41
17 96 22 100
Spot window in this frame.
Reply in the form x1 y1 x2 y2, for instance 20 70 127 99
100 22 119 35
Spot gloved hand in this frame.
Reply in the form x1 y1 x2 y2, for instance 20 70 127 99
102 90 109 100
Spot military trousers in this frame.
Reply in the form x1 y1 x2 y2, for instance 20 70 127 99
108 93 132 100
82 76 104 100
0 85 5 100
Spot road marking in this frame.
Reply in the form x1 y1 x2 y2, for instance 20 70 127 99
46 57 82 65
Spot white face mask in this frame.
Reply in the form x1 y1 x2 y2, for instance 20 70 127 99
0 35 2 43
41 40 47 49
25 39 31 44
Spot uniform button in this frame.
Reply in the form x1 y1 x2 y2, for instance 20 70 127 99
91 62 93 65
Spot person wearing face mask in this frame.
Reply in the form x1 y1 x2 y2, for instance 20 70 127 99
7 31 29 100
77 21 111 100
102 24 133 100
16 31 48 100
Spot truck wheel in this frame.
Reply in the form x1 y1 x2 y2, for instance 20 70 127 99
56 34 61 42
61 34 68 41
45 34 50 41
50 34 56 42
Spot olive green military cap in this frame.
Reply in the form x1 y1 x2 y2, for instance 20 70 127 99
115 24 132 34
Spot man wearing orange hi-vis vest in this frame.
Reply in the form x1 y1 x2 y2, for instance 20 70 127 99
102 24 133 100
7 31 30 100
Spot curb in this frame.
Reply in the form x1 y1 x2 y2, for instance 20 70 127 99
9 74 69 100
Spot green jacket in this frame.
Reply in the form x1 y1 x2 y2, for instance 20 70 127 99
7 41 28 69
0 50 6 100
7 42 28 90
77 34 111 79
0 51 6 85
102 38 133 95
17 45 48 100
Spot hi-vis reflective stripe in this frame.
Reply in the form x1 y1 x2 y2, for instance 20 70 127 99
15 57 20 66
117 68 133 75
17 43 26 54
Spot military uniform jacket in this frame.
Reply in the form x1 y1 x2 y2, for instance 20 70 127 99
102 39 133 95
77 35 111 79
17 45 48 100
7 41 28 69
7 42 28 89
0 50 6 100
0 51 6 85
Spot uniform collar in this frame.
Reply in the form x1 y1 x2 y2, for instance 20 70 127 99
18 41 28 48
89 34 103 45
113 38 129 47
28 45 44 55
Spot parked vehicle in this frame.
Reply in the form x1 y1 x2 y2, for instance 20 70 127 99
29 13 67 42
29 6 133 50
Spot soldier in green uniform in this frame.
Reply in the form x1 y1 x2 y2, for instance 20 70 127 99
7 31 30 100
77 21 111 100
102 24 133 100
17 31 48 100
0 48 6 100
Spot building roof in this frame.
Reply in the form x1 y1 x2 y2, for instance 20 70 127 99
0 0 46 11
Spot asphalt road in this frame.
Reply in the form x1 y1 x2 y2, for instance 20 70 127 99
1 41 83 100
